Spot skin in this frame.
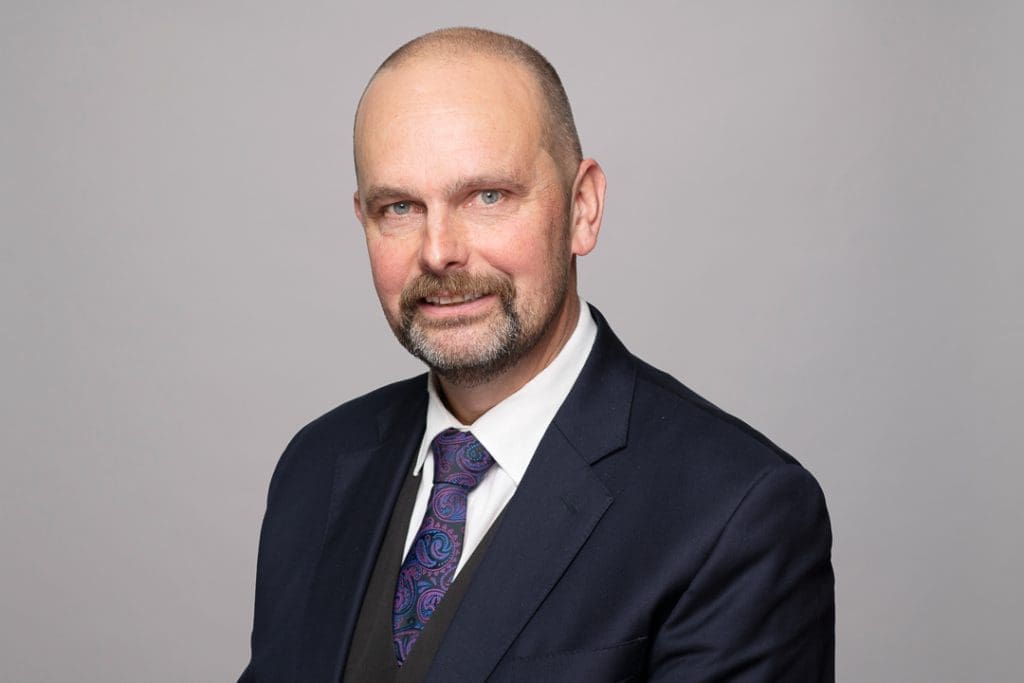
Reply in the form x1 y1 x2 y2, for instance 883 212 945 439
353 53 606 424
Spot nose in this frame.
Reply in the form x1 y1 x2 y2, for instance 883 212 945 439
419 208 468 274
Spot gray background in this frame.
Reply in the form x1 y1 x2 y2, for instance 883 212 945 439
2 1 1021 681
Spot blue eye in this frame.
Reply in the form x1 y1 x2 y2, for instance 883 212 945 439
479 190 502 205
388 201 412 215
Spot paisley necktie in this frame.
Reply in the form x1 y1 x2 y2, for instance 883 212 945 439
392 428 496 665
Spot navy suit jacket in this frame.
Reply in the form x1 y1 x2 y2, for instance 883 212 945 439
241 307 834 681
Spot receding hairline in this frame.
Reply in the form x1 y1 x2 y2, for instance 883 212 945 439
354 27 583 183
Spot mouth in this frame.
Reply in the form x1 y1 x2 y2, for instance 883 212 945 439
415 291 497 322
399 272 514 325
423 292 486 306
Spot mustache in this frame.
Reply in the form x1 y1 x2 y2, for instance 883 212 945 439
399 271 515 314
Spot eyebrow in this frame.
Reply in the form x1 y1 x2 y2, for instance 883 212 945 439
361 173 530 211
443 172 529 197
361 185 418 212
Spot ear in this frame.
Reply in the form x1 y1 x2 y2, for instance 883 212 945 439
353 190 366 225
568 159 606 256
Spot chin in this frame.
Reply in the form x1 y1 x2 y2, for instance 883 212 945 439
408 327 526 385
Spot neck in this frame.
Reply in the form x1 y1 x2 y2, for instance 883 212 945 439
436 294 582 424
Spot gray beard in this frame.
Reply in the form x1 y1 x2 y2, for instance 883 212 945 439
391 223 573 387
400 292 527 387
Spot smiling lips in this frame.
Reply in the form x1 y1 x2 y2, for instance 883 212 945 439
423 292 486 305
400 272 514 319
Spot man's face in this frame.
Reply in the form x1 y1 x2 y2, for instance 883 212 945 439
353 55 583 385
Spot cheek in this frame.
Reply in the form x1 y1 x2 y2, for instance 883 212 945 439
485 236 567 297
486 204 567 270
513 216 572 277
367 243 412 303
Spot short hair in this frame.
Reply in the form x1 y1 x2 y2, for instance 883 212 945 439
357 27 583 182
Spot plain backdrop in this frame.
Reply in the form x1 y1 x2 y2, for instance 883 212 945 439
2 1 1021 681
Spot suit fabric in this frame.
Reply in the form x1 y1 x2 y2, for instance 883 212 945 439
240 306 835 681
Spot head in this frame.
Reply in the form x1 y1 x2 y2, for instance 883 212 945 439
357 27 584 192
353 28 605 387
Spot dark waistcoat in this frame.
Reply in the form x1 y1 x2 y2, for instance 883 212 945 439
343 460 502 682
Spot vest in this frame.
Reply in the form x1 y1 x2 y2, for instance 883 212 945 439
343 459 502 682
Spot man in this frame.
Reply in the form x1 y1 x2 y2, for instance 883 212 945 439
241 27 834 682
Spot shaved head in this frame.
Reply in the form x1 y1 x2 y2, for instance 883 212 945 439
355 27 583 186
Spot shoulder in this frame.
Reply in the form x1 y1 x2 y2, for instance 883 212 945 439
621 356 822 511
290 374 426 450
634 358 797 465
584 306 812 494
266 374 426 496
616 354 831 578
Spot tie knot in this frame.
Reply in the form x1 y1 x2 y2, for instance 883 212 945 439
431 428 495 489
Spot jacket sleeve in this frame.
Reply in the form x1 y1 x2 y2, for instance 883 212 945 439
648 464 835 682
237 424 316 683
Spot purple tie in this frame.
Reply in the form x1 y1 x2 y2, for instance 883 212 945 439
392 428 495 665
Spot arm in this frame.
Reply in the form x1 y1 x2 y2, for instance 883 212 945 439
649 464 835 682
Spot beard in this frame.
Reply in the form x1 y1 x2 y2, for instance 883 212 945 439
391 266 570 387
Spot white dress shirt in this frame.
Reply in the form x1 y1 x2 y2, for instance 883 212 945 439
402 303 599 577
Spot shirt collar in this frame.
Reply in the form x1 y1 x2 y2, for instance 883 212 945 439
414 302 598 484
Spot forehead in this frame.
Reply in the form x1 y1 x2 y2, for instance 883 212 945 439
354 55 549 188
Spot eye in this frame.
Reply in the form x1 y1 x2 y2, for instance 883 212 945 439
386 201 413 216
478 190 502 205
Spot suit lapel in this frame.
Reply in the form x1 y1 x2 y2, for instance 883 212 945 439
426 307 637 681
296 378 428 682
